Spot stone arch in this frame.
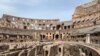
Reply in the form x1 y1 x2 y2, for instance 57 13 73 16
89 52 93 56
67 25 70 29
53 26 55 30
43 35 45 39
55 34 59 40
56 25 61 30
23 26 27 29
85 49 88 55
45 51 48 56
59 48 61 52
64 26 67 29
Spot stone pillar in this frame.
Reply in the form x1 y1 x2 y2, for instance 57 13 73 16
34 32 37 41
17 35 19 39
53 34 56 40
6 35 9 39
27 49 31 56
86 34 90 44
17 35 19 42
79 49 86 56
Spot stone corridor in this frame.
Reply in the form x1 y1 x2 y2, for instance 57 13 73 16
0 41 100 56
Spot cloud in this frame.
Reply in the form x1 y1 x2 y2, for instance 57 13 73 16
0 0 46 12
0 0 91 21
0 0 16 15
0 0 48 18
0 4 14 11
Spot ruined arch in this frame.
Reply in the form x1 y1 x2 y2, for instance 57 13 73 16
56 25 61 30
55 34 59 40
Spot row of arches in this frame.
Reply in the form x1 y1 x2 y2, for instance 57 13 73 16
73 16 100 28
52 24 74 30
40 34 62 41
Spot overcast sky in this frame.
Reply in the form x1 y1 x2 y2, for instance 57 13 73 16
0 0 91 21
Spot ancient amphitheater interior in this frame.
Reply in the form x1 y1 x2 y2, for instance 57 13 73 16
0 0 100 56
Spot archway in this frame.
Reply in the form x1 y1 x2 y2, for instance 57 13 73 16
56 25 61 30
24 26 27 29
43 35 45 39
89 52 93 56
45 51 48 56
85 50 88 55
55 34 59 40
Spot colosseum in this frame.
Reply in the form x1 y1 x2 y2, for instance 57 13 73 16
0 0 100 56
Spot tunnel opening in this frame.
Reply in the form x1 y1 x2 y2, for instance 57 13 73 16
10 40 14 42
53 27 55 30
24 26 27 29
59 48 61 52
45 51 48 56
85 50 88 55
64 26 67 29
89 52 93 56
